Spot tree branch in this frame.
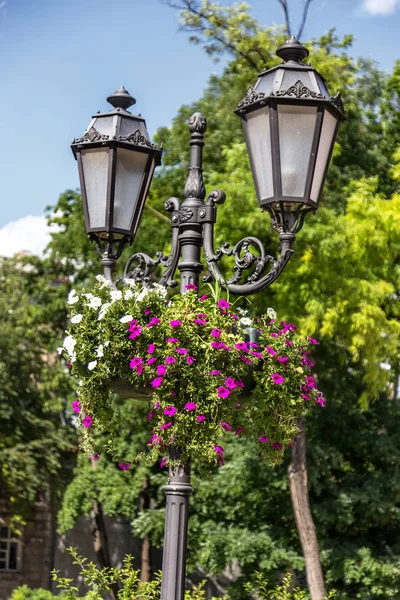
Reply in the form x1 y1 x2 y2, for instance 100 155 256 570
297 0 314 40
277 0 292 37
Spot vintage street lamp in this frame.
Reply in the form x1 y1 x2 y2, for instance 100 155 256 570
71 38 343 600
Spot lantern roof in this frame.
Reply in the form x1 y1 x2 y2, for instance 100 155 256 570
235 37 345 121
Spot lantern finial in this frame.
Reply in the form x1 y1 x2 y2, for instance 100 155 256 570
107 86 136 110
276 36 309 63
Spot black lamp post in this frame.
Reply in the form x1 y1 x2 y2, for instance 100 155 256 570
71 38 344 600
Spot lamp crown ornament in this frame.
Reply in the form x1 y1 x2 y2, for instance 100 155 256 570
276 35 310 64
106 85 136 110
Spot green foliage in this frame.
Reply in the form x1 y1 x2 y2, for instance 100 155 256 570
10 586 62 600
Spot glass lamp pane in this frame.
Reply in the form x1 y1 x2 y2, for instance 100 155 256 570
277 105 317 197
310 110 337 202
81 148 109 229
244 107 273 201
113 148 148 231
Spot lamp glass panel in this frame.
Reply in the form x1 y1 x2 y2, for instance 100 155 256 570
244 107 273 201
90 116 114 138
310 110 337 202
114 148 148 231
254 71 275 96
281 70 315 93
277 104 317 197
81 148 109 229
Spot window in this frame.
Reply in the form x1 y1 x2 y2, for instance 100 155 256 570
0 527 20 571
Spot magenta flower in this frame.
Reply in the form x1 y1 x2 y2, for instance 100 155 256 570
170 391 176 397
211 341 224 349
146 317 161 328
234 379 244 388
214 445 224 457
249 342 260 348
151 433 161 445
302 356 315 367
230 313 239 321
197 313 207 318
317 395 326 407
302 393 310 401
236 402 242 408
137 363 143 375
194 319 207 325
199 294 208 301
129 325 142 339
276 356 289 363
220 421 231 431
176 347 188 355
235 342 249 352
160 422 172 430
197 415 206 422
186 355 196 365
235 427 243 436
164 405 177 417
154 401 161 409
130 356 143 369
265 346 276 357
92 453 100 461
147 343 156 354
224 377 237 389
271 332 280 338
306 376 317 389
218 299 230 310
185 283 197 290
72 400 81 413
151 377 163 388
157 364 167 376
167 337 179 343
147 357 157 365
211 328 222 338
272 442 283 450
128 319 138 328
165 356 176 364
285 339 293 347
82 415 93 428
160 457 168 469
259 435 269 443
144 308 151 315
252 351 263 359
217 386 230 399
271 373 285 385
308 336 319 345
66 361 72 367
147 412 154 421
241 356 252 364
210 370 221 375
170 319 182 328
185 402 197 411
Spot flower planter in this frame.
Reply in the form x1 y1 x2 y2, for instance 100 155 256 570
110 377 150 400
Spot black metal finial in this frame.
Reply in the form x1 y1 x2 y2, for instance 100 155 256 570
188 112 207 135
276 36 309 63
107 86 136 110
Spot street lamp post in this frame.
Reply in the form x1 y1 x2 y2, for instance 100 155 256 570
71 37 344 600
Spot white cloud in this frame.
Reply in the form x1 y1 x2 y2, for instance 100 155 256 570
0 215 59 258
361 0 400 14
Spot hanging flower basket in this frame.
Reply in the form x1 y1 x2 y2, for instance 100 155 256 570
59 277 325 474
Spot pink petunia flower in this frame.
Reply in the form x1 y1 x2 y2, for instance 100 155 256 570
308 336 319 345
154 401 161 409
167 337 179 343
265 346 276 357
185 283 197 290
249 342 260 348
129 326 142 339
230 313 239 321
241 356 252 364
165 356 176 364
271 373 285 385
176 348 188 355
147 357 157 365
272 442 283 450
147 343 156 354
185 402 197 411
210 370 221 375
302 393 310 401
211 328 222 338
306 376 317 389
214 445 224 457
271 332 280 338
160 457 168 469
163 406 177 417
234 379 244 388
236 402 242 408
235 342 249 352
259 435 269 443
220 421 231 431
218 299 230 310
224 377 237 389
118 462 131 470
211 341 224 349
285 339 293 347
317 395 326 407
92 453 100 461
197 415 206 422
170 320 182 328
137 363 143 375
130 356 143 369
128 319 138 329
252 351 263 359
72 400 81 413
151 377 163 388
276 356 289 363
235 427 244 436
194 319 207 325
157 364 167 376
66 361 72 367
197 313 207 318
146 317 161 328
147 412 154 420
82 415 93 428
199 294 208 301
151 433 161 445
143 308 151 315
160 422 172 430
186 356 196 365
170 391 176 397
217 387 230 399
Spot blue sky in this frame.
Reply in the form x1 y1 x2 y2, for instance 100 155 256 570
0 0 399 254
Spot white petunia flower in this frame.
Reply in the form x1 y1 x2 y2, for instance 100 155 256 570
104 341 110 347
63 335 76 356
137 287 150 302
88 360 97 371
98 303 111 320
67 289 79 305
88 296 102 309
153 283 167 298
71 313 83 324
240 317 253 327
266 307 277 320
96 345 104 358
57 346 63 355
119 314 133 323
123 278 137 288
110 290 123 303
96 274 113 289
124 289 135 300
